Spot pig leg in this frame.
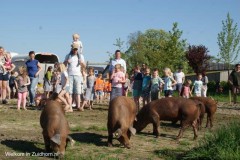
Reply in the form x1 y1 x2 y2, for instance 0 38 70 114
59 137 67 158
107 130 113 147
177 121 189 140
192 120 198 140
43 133 52 152
206 113 210 128
118 132 130 149
209 114 214 128
152 115 160 138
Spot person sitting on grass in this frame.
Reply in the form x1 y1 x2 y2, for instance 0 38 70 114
14 66 30 110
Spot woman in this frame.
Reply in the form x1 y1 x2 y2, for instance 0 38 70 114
0 47 15 104
43 66 53 98
201 71 208 97
25 51 42 106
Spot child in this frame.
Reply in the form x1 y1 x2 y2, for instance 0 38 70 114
180 79 192 98
44 66 53 98
124 73 131 97
110 64 125 101
9 71 16 99
95 73 104 104
67 33 83 66
132 65 143 111
104 79 111 101
35 87 45 109
163 68 177 97
151 68 164 101
81 67 96 111
191 74 203 97
3 52 12 74
142 67 151 106
14 66 30 110
58 63 71 112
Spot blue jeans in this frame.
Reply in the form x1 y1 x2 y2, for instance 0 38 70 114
28 76 39 104
69 75 81 95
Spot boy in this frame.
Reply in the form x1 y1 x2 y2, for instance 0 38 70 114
151 68 164 101
142 67 151 106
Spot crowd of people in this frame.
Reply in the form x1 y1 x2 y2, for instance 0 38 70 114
0 33 212 112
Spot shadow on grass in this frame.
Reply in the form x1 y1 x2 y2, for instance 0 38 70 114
70 132 107 146
161 122 181 128
154 148 185 160
1 139 44 153
137 131 177 140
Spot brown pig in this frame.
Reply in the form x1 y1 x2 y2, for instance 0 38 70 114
107 96 137 148
40 100 73 158
190 97 217 128
133 97 201 140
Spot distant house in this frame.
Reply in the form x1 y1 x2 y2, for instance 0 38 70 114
87 66 105 77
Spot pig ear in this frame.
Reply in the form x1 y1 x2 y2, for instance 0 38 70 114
51 134 61 145
129 126 136 135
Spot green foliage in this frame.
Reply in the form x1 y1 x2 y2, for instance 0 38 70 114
125 23 188 73
207 80 216 93
217 13 240 67
219 81 229 92
182 121 240 160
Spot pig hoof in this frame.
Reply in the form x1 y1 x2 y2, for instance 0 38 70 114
125 145 131 149
193 136 198 140
108 143 113 147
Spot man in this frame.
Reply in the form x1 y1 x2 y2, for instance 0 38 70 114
64 43 85 111
174 66 185 96
109 50 126 74
228 63 240 104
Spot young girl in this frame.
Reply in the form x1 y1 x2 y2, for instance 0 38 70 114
110 64 125 101
81 67 96 111
163 68 177 97
44 66 53 98
181 79 192 98
95 73 104 104
14 66 30 110
151 68 164 101
3 52 12 74
57 63 71 112
35 87 45 108
192 74 203 97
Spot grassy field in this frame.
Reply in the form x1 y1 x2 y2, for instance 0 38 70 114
0 99 239 160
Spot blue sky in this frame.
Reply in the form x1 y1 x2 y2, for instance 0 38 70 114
0 0 239 63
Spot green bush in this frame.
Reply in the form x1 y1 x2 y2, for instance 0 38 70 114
182 121 240 160
207 80 216 93
220 81 230 93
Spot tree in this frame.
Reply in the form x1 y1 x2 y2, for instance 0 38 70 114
217 13 240 103
125 23 188 74
217 13 240 68
186 45 211 74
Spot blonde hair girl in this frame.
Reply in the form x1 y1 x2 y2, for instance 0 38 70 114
14 66 30 110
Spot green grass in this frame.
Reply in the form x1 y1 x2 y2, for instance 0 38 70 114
182 120 240 160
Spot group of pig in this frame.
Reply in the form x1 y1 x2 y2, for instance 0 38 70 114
39 95 217 158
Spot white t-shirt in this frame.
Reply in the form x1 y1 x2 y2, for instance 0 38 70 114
65 53 85 76
174 71 185 84
109 58 126 73
61 71 69 87
193 80 203 94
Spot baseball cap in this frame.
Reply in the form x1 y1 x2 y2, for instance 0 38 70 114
71 43 79 50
